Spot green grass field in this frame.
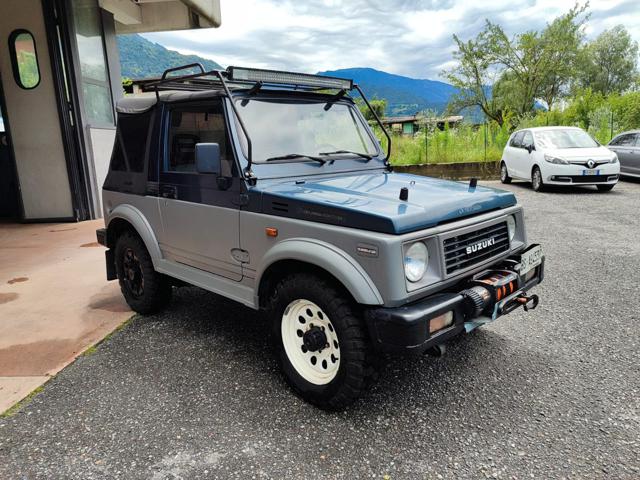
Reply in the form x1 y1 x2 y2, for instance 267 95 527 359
377 122 511 166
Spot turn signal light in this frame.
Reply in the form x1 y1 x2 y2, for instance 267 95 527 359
265 227 278 237
429 311 453 334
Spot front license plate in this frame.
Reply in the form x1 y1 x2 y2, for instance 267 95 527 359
582 169 600 175
519 245 543 277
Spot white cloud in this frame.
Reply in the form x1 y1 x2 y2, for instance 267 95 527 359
140 0 640 79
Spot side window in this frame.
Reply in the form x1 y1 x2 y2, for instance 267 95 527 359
510 131 524 148
611 134 634 146
166 103 233 175
9 30 40 90
632 134 640 147
522 131 533 148
110 110 153 173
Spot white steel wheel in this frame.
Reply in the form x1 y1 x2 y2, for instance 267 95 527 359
281 299 341 385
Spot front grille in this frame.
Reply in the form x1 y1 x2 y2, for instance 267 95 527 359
443 221 509 275
564 175 616 184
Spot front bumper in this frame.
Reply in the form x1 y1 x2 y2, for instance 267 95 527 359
364 246 544 355
544 163 620 185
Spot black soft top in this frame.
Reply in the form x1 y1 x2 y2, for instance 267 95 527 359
116 89 230 114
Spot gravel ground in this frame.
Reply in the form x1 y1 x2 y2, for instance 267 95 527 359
1 180 639 480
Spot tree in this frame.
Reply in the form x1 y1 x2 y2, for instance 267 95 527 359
444 3 588 121
578 25 639 95
443 32 506 125
355 98 387 121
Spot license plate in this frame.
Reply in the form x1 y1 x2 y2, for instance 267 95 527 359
582 169 600 175
519 245 543 277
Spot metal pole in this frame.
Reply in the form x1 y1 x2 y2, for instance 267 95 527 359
610 111 614 141
484 120 488 162
425 125 428 164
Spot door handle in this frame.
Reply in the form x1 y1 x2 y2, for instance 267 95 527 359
160 185 177 199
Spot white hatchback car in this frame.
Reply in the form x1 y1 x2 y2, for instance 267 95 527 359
500 127 620 192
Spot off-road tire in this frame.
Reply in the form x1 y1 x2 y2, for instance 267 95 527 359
500 161 512 184
268 273 380 410
532 166 545 192
114 231 172 314
597 184 615 192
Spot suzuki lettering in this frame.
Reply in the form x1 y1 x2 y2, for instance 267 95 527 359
466 237 497 255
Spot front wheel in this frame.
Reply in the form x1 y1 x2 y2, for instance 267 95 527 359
597 184 615 192
269 273 380 410
532 166 545 192
500 161 512 184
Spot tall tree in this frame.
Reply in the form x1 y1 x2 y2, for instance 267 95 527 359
443 33 506 125
444 3 588 121
578 25 639 95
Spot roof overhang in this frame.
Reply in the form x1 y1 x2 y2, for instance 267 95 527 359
99 0 221 33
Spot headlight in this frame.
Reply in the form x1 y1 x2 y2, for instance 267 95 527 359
544 154 569 165
404 242 428 283
506 215 516 242
611 153 618 164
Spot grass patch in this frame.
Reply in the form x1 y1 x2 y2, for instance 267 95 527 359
375 122 510 166
1 385 46 418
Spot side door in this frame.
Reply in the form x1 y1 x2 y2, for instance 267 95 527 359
158 100 243 281
627 133 640 175
608 133 635 174
507 131 526 178
520 130 536 177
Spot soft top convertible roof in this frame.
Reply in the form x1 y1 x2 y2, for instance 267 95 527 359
115 63 392 181
116 89 226 114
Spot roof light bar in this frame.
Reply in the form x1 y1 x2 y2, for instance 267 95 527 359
226 66 353 90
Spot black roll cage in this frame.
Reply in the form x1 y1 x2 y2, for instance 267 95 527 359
148 63 392 182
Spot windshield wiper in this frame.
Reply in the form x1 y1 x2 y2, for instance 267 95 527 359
264 153 326 165
319 150 374 161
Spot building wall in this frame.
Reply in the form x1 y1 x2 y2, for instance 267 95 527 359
0 0 74 219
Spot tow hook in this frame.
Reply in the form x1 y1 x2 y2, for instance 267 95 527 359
516 294 539 312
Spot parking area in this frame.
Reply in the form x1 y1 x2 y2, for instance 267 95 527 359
0 180 639 479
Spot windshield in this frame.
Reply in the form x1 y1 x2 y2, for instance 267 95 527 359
534 129 599 149
234 98 379 163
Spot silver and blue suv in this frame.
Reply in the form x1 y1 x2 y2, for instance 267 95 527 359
97 65 544 409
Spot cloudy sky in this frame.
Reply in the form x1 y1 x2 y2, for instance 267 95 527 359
142 0 640 80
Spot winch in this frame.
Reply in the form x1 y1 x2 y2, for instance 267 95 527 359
461 268 539 320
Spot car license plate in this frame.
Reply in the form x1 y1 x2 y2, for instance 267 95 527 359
582 169 600 175
519 245 543 277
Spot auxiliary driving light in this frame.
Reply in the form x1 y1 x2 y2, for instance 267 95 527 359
227 66 353 90
429 311 454 334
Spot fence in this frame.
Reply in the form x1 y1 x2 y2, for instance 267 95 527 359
380 111 631 167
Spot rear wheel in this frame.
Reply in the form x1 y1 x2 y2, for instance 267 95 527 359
115 231 171 314
500 161 512 184
532 166 544 192
597 184 615 192
269 273 379 410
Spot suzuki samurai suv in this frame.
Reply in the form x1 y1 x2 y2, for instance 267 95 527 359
97 65 544 410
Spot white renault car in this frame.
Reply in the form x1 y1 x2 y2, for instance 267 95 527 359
500 126 620 192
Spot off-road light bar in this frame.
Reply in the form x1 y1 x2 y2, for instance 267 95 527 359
227 66 353 90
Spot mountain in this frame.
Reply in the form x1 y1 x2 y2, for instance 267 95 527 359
318 67 458 116
116 38 459 116
117 34 221 79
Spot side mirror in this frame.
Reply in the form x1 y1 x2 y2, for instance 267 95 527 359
195 143 221 175
527 144 535 154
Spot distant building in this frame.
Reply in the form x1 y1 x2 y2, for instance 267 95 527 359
382 114 464 135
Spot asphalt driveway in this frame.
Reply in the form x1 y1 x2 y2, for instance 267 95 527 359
1 180 639 479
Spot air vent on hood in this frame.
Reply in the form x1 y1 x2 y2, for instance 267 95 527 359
271 201 289 213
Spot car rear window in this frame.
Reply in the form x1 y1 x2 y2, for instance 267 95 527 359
110 111 153 173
